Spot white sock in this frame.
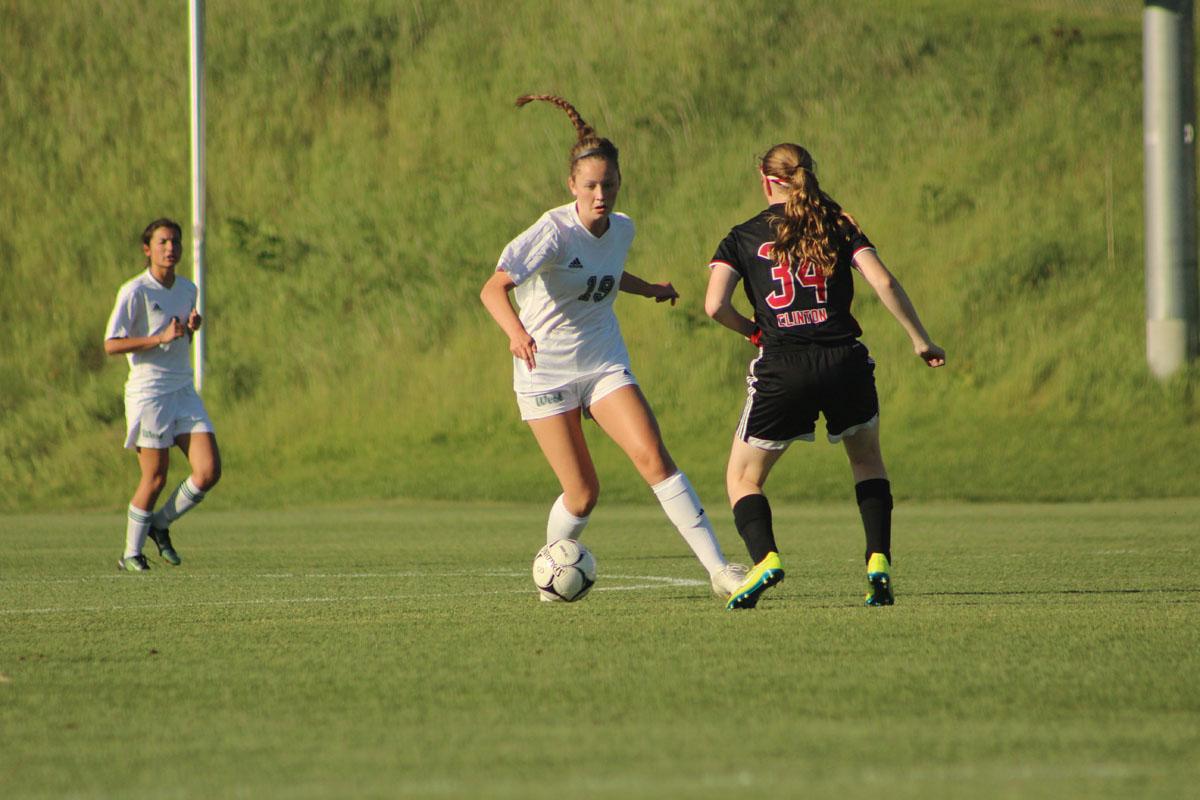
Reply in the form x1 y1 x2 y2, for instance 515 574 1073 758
151 477 206 529
650 471 727 575
125 505 152 558
546 494 590 545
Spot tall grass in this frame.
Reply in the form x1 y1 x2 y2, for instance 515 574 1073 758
0 0 1194 511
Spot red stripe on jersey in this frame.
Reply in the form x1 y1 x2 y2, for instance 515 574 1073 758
850 246 876 268
708 260 736 271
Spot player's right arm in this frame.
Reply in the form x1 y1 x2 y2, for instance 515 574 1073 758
480 270 537 370
104 284 189 356
704 262 757 339
104 318 188 355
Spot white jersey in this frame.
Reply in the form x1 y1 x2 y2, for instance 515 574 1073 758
105 270 198 396
497 203 635 392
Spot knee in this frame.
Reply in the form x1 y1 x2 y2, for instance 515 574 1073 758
141 471 168 496
846 446 884 473
843 432 882 466
846 449 879 471
725 463 761 497
845 443 886 482
630 444 674 485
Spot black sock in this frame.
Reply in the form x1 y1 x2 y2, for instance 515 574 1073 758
855 478 892 564
732 494 778 564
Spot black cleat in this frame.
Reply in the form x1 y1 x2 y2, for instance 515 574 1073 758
117 555 151 572
148 527 181 566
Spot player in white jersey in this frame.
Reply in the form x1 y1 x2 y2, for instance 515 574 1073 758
480 95 747 601
104 219 221 571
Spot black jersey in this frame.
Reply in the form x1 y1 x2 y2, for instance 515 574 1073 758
709 204 875 348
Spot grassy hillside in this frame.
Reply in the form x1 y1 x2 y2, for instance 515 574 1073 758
1 0 1195 512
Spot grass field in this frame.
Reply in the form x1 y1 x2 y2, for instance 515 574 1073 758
3 500 1197 799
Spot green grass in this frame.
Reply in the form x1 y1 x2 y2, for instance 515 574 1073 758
1 0 1197 511
3 2 1195 795
2 500 1198 798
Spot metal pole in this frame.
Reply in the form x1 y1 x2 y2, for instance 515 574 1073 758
189 0 207 392
1144 0 1198 379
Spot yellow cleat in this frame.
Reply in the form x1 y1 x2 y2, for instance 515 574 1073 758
865 552 894 606
726 552 785 610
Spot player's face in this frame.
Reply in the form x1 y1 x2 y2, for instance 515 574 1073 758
143 227 182 272
568 157 620 232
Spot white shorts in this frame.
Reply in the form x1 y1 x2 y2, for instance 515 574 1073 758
124 384 214 449
516 365 639 421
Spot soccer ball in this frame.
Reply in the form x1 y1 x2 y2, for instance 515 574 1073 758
532 539 597 602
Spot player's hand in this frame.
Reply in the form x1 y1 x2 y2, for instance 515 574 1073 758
748 327 764 348
187 309 202 331
510 333 537 371
917 342 946 368
649 282 678 306
159 317 187 344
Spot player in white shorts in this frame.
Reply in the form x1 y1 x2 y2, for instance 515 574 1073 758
104 219 222 571
480 94 747 601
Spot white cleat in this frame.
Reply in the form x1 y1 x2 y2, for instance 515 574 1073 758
710 563 750 598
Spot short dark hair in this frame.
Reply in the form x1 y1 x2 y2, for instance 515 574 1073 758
141 218 182 246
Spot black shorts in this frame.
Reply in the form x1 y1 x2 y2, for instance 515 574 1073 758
736 341 879 448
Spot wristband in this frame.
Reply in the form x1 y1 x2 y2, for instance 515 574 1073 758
748 327 764 348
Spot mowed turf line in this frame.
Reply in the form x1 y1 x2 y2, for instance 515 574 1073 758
1 500 1197 799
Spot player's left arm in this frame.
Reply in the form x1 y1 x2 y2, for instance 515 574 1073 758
853 249 946 367
619 272 678 305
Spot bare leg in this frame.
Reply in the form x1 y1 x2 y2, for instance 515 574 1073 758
841 424 887 483
149 433 222 537
724 438 789 566
131 447 170 510
125 447 169 559
842 423 893 574
176 432 222 490
587 385 675 485
725 438 787 506
527 408 599 516
591 385 731 579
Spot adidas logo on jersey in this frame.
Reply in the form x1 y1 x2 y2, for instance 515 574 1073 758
152 303 162 311
567 257 584 269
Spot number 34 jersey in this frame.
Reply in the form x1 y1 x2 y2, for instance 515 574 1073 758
708 204 876 348
497 202 634 392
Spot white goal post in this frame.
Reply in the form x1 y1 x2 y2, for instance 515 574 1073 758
189 0 207 392
1144 0 1198 378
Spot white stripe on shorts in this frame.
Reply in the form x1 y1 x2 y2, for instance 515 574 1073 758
735 352 764 443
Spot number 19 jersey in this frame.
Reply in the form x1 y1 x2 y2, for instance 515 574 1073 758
497 203 634 392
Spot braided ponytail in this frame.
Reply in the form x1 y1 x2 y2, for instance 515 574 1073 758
516 94 620 176
762 143 858 277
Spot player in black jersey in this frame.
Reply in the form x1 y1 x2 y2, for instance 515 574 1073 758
704 143 945 609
